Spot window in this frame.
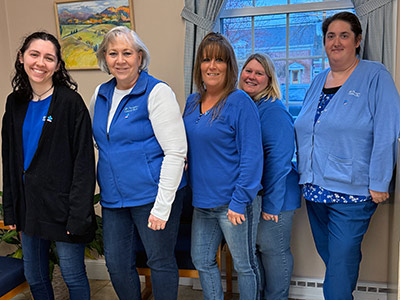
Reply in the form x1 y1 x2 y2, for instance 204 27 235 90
292 70 300 83
289 62 305 83
216 0 354 118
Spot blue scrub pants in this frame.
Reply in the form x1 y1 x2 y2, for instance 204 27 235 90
306 200 377 300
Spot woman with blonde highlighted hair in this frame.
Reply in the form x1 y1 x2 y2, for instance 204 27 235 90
239 53 301 300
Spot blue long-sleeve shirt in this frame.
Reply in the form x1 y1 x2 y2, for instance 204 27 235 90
183 89 263 214
295 60 400 196
256 97 300 214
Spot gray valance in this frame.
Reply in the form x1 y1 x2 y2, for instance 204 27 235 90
352 0 394 74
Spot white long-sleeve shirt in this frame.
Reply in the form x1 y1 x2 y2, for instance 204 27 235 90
90 82 187 221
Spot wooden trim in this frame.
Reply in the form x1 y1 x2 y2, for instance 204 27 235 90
0 220 7 229
178 269 199 278
0 281 29 300
0 220 29 299
140 275 152 300
137 243 233 299
137 268 151 276
224 244 233 299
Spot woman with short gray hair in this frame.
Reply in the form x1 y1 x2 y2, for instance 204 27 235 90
90 26 187 300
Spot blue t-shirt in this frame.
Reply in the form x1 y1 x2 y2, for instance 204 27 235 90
23 95 52 170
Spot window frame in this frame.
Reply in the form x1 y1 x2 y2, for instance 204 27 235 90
217 1 353 21
215 0 354 116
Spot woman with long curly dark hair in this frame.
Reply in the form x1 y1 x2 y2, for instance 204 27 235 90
2 31 96 300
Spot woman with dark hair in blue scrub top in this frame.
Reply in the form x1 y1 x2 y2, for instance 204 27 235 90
295 12 400 299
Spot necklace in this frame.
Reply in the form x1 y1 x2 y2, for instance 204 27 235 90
32 85 53 101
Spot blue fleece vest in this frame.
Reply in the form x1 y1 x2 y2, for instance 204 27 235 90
92 71 165 208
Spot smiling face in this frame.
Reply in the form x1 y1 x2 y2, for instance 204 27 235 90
200 51 227 93
240 59 270 99
19 39 59 88
324 20 361 67
105 36 143 90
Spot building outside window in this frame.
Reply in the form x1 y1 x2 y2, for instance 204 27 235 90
216 0 354 118
289 62 305 84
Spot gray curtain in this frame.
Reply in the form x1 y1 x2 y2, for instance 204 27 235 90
351 0 394 74
181 0 226 98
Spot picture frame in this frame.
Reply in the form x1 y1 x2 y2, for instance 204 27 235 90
54 0 134 70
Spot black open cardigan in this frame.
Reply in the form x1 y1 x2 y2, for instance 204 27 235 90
2 85 96 243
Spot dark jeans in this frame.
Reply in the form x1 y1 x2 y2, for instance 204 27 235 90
306 200 377 300
21 233 89 300
102 187 184 300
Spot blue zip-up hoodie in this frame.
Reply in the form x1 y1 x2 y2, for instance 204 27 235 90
93 71 183 208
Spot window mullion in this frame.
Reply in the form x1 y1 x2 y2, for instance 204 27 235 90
322 10 327 71
252 0 255 53
219 1 353 18
285 13 290 107
218 0 355 119
252 16 255 53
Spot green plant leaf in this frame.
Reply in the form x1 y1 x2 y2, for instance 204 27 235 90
12 248 23 259
84 247 96 259
1 230 20 244
49 260 55 281
0 200 3 218
94 193 101 205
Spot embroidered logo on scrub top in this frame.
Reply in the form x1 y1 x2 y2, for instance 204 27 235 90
344 90 360 105
124 106 138 119
348 90 360 97
42 115 53 122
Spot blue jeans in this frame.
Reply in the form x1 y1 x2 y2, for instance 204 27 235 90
306 200 377 300
257 209 295 300
191 196 261 300
102 187 184 300
21 233 89 300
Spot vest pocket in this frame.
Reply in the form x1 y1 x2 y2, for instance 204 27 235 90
105 150 158 200
323 153 353 184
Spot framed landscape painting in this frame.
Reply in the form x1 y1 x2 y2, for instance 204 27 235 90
54 0 134 69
